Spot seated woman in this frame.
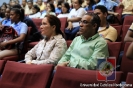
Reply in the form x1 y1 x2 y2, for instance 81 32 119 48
65 0 86 40
24 15 67 65
0 7 11 30
57 2 70 18
29 5 41 19
0 8 28 59
40 2 56 18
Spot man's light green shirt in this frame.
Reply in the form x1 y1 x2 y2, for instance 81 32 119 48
58 33 109 70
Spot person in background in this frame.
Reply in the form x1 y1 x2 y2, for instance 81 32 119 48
84 0 95 11
36 0 46 12
9 0 17 7
94 5 117 42
0 5 6 18
65 0 86 40
56 12 109 70
0 7 11 28
118 0 133 22
55 0 63 14
57 2 70 18
40 2 56 18
29 5 41 18
24 15 67 65
0 8 28 59
25 0 33 15
21 0 29 15
94 0 119 23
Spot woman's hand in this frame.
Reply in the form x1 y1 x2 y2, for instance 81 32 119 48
0 42 8 49
67 22 73 30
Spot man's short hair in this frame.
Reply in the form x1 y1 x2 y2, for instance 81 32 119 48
85 12 101 33
94 5 108 14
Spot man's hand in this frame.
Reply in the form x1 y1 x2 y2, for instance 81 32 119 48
55 61 70 70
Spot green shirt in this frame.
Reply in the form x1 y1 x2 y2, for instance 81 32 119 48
58 33 109 70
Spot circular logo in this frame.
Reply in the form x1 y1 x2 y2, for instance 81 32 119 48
99 61 114 77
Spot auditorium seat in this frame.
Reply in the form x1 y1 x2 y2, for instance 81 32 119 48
0 60 6 75
107 42 122 62
113 25 122 41
123 16 133 26
125 72 133 88
120 42 133 81
0 61 54 88
50 66 123 88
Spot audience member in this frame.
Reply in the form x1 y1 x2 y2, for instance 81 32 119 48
0 8 28 59
126 42 133 60
36 0 46 12
119 0 133 22
24 15 67 65
57 2 70 18
12 4 42 42
21 0 29 15
0 7 11 27
25 0 33 15
94 5 117 42
56 12 109 70
65 0 86 40
40 2 56 18
84 0 95 11
9 0 17 7
55 0 63 14
95 0 119 23
29 5 41 18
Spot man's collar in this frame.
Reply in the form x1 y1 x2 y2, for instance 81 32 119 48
81 33 99 42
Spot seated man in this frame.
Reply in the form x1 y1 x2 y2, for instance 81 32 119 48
126 42 133 59
56 12 109 70
94 0 119 23
94 5 117 42
124 23 133 42
118 0 133 22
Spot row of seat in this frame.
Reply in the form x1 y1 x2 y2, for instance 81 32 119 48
0 60 132 88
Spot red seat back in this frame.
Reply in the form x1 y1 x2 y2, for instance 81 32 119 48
126 72 133 88
113 25 122 41
32 19 42 31
120 42 133 81
59 17 67 33
121 25 130 42
123 16 133 26
0 61 54 88
0 60 6 75
50 66 123 88
107 42 122 63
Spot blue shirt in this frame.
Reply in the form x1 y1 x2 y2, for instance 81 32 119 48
2 19 11 26
11 21 28 36
95 0 118 11
55 7 61 14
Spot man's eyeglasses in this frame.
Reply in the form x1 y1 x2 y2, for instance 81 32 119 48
79 20 92 25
